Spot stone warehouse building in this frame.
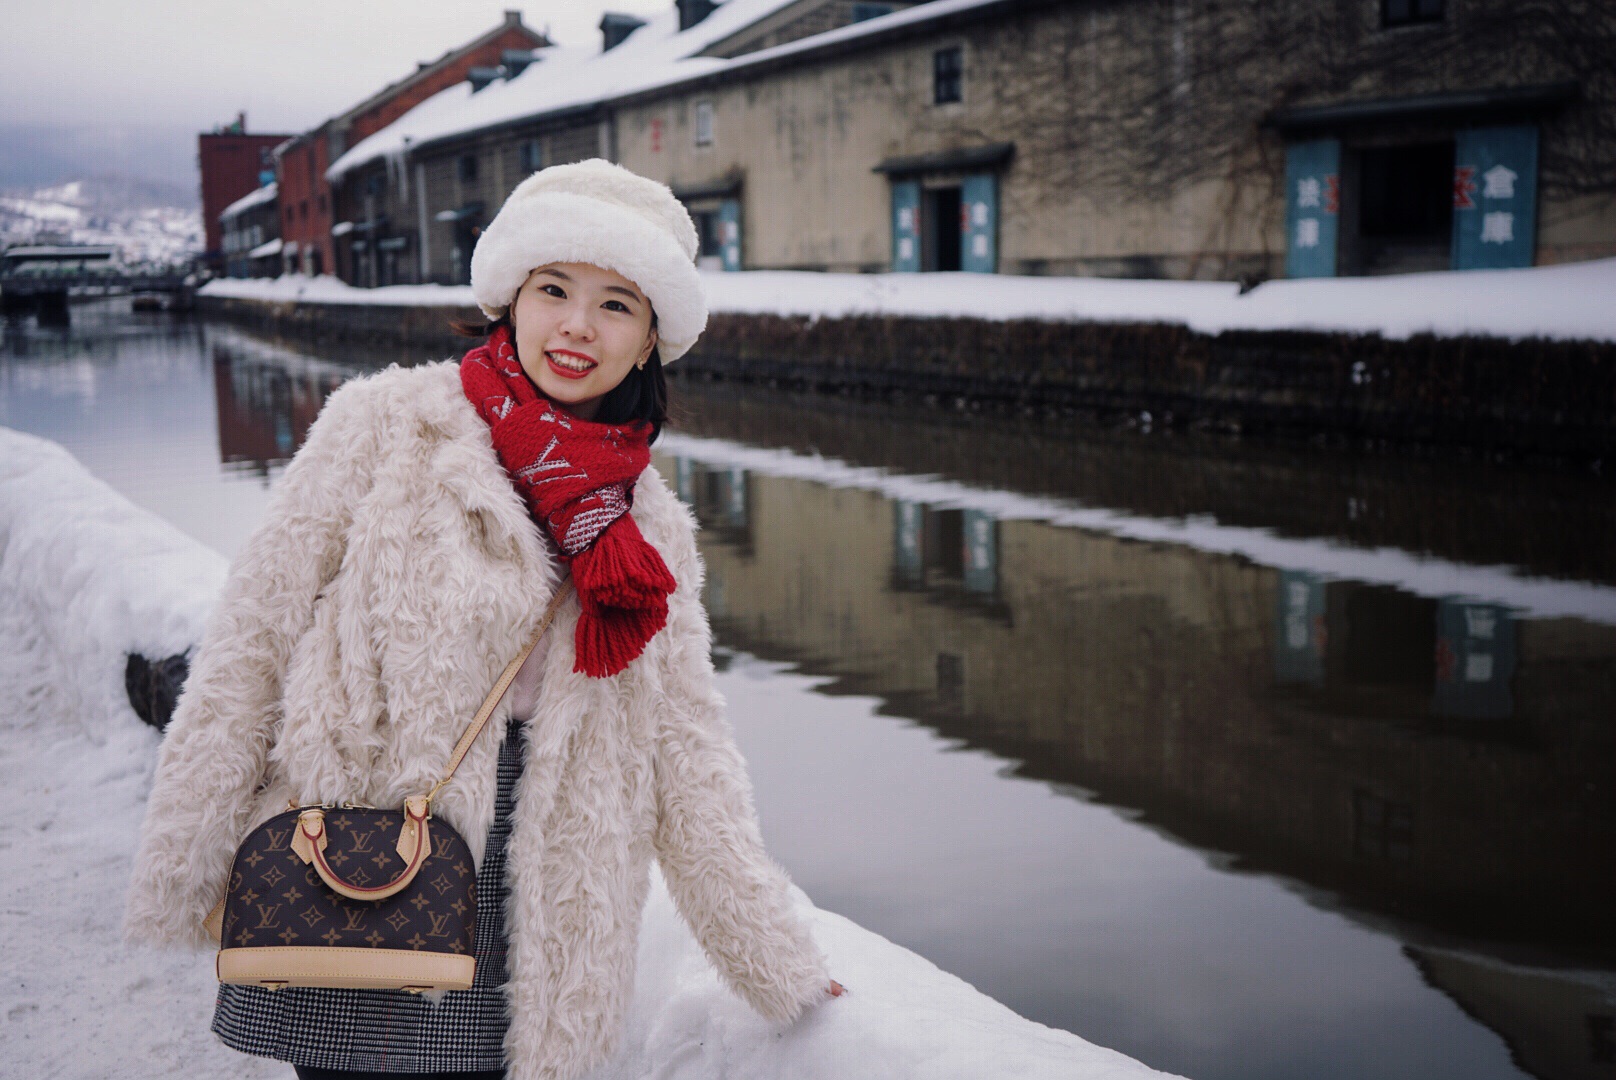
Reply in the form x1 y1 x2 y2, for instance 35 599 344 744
325 0 1616 285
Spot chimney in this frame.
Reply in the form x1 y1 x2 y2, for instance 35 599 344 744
503 9 522 27
600 11 647 51
503 48 539 78
467 66 502 93
677 0 718 31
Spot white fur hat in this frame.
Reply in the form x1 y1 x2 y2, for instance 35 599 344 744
470 158 708 363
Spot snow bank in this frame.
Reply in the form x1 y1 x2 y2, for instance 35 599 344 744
0 426 1171 1079
201 258 1616 342
0 427 227 743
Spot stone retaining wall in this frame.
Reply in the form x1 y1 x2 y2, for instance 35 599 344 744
198 294 1616 463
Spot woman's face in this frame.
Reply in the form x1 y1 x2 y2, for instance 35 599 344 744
509 261 658 421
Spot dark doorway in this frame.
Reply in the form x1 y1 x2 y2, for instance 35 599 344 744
922 186 962 271
1342 141 1454 275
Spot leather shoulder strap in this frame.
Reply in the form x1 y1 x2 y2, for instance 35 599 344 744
426 577 574 807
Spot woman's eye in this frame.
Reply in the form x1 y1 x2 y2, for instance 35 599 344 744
605 300 630 312
540 284 565 297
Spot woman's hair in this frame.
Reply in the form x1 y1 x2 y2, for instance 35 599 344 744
451 312 669 444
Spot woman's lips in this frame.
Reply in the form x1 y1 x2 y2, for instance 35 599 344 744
545 350 597 380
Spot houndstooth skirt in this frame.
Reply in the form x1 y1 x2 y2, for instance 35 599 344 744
211 715 527 1073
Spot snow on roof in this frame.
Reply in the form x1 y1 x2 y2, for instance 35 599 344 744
247 237 284 259
220 181 278 221
327 0 815 182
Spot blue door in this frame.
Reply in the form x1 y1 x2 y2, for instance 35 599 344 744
961 173 997 273
1284 139 1341 278
1452 125 1538 271
718 198 742 272
890 180 921 273
893 501 924 587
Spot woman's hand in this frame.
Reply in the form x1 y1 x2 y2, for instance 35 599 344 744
826 979 847 998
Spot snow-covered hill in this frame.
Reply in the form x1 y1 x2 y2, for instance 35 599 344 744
0 177 201 269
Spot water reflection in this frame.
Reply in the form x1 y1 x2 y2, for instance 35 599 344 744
6 313 1615 1080
659 441 1615 1080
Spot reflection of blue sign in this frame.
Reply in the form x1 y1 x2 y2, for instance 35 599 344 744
893 501 924 586
673 457 694 505
723 467 747 526
1432 600 1515 719
1274 570 1327 684
1284 139 1341 279
1452 125 1538 271
962 509 997 594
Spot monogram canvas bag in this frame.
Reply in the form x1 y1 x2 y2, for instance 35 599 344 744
204 580 573 993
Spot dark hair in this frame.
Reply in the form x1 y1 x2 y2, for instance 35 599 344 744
450 313 670 444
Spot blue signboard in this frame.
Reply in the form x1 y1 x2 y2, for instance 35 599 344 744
961 173 997 273
893 501 924 586
718 198 742 272
890 179 921 273
1284 139 1341 279
1274 570 1327 685
962 509 998 594
1452 125 1538 271
1432 600 1515 719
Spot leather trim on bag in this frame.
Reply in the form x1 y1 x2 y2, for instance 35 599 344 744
217 946 475 990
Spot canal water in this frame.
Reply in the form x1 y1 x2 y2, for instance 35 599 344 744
4 300 1613 1080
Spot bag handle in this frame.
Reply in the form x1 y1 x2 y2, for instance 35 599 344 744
423 577 574 809
205 579 575 942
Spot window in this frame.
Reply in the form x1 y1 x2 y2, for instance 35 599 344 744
519 139 542 173
1382 0 1443 27
933 46 962 105
458 154 479 183
694 101 714 147
852 3 893 22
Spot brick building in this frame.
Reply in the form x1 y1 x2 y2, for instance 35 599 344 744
273 10 549 279
197 113 292 275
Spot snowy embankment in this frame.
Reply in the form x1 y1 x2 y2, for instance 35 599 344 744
0 425 1169 1079
200 256 1616 343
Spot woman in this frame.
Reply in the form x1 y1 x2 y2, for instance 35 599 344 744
124 159 843 1080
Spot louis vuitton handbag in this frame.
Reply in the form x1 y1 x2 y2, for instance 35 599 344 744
204 580 573 993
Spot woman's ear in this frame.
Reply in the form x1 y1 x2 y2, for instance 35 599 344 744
637 324 658 369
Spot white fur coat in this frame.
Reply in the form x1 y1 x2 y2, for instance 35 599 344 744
123 359 829 1079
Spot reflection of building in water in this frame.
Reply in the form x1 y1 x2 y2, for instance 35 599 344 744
1409 948 1616 1080
1274 572 1518 720
663 449 1616 1078
660 454 1616 950
210 345 354 475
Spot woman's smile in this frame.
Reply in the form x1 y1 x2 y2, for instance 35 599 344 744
544 348 598 379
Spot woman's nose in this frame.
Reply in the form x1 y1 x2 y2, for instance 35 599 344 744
559 303 596 338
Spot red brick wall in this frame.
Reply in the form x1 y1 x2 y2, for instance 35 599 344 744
347 26 546 145
277 133 334 275
199 133 291 266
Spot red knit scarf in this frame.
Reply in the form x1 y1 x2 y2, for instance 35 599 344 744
460 324 675 677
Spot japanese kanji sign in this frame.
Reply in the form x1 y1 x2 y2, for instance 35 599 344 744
1285 139 1341 278
1452 125 1538 271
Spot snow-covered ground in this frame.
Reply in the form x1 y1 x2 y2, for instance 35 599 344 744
0 425 1170 1080
200 257 1616 343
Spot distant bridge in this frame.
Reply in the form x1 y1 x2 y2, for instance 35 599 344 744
1 245 196 320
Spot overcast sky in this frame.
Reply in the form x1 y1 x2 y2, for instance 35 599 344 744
0 1 672 133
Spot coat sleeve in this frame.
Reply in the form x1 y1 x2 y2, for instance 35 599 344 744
649 499 831 1025
122 376 374 949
